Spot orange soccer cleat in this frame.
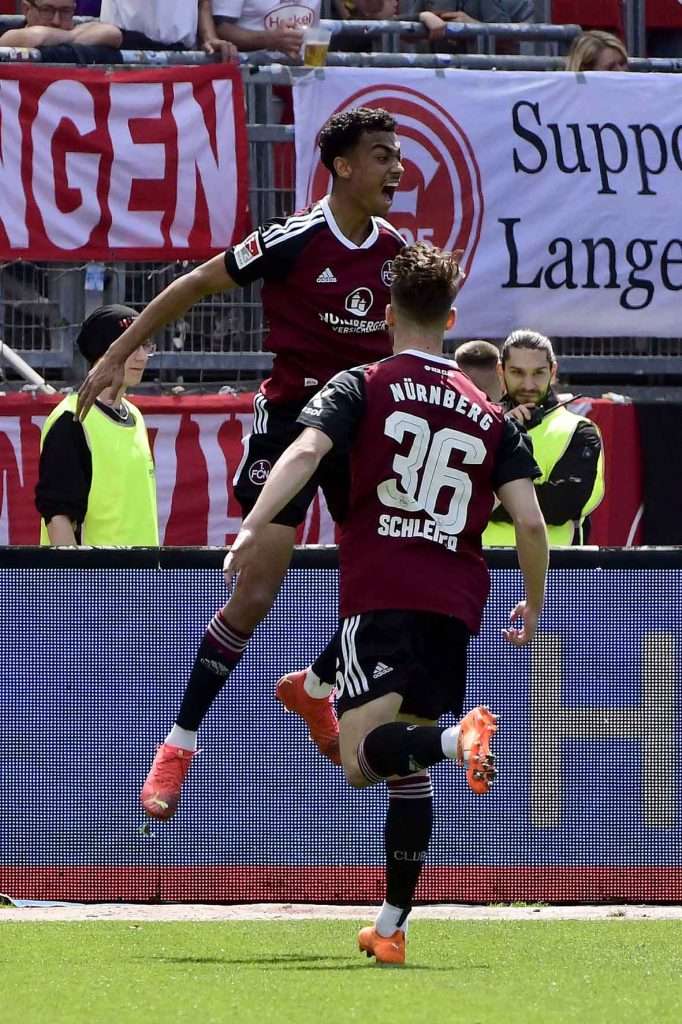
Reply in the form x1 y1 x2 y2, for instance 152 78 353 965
456 705 499 795
358 926 406 966
275 670 341 765
140 742 198 820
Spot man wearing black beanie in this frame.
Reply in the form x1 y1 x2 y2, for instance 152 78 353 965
35 304 159 547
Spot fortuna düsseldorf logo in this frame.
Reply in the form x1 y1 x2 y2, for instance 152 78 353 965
306 85 484 282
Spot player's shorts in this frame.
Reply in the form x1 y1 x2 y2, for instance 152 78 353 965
233 393 350 527
335 610 470 721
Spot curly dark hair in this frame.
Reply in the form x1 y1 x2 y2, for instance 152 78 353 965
391 243 463 325
319 107 397 175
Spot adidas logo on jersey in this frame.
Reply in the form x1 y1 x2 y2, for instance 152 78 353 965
373 661 393 679
316 267 337 283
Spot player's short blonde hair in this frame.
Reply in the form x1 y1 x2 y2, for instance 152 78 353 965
454 340 501 372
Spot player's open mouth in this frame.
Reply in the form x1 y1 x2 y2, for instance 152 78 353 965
382 184 399 202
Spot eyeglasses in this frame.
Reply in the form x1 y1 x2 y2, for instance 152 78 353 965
27 1 76 20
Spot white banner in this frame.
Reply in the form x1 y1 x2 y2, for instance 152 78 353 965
294 69 682 337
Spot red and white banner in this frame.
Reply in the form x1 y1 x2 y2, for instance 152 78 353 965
0 64 250 260
0 393 335 547
294 69 682 337
0 393 640 547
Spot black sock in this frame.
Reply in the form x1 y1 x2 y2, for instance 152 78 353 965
311 630 339 685
357 721 447 782
175 611 251 730
385 773 433 912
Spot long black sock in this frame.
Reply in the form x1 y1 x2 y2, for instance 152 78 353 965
357 721 447 782
175 611 251 730
385 772 433 912
311 629 339 685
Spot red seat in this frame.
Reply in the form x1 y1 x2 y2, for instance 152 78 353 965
552 1 624 35
646 0 682 28
0 1 16 11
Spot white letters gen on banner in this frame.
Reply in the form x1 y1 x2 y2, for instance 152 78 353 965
294 69 682 337
0 64 250 260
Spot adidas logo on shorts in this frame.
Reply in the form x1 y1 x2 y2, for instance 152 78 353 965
316 267 337 283
373 661 393 679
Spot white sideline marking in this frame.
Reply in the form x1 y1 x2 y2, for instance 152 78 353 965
1 903 682 922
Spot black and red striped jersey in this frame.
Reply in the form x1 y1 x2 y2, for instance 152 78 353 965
298 349 540 632
224 196 404 405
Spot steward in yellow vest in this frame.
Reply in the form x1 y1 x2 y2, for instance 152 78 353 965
483 330 604 548
35 305 158 547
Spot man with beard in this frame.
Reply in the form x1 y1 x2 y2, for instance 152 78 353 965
484 329 604 547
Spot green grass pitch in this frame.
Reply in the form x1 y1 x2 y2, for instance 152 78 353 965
3 919 682 1023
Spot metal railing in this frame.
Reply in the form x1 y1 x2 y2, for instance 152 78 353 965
0 3 672 57
0 20 582 64
2 46 680 71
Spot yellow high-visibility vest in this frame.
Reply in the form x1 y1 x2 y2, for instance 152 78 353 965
484 405 604 548
40 393 158 546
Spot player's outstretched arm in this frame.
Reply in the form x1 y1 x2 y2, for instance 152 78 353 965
76 254 237 422
224 428 333 583
497 477 548 647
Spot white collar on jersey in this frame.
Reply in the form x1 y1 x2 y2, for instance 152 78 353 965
400 348 457 369
319 195 379 250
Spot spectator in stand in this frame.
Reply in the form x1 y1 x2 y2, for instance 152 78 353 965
329 0 398 54
212 0 321 194
97 0 237 59
565 30 628 72
333 0 396 21
0 0 120 47
212 0 320 62
413 0 534 50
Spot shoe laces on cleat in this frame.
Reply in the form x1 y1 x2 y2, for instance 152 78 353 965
456 706 499 795
144 744 199 796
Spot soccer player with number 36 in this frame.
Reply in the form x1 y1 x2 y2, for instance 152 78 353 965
225 243 549 965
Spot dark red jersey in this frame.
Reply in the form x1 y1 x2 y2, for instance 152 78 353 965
298 349 540 632
224 196 403 405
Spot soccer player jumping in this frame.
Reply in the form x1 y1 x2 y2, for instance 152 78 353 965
76 107 405 817
225 243 549 965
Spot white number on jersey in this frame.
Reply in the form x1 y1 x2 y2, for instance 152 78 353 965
376 411 487 535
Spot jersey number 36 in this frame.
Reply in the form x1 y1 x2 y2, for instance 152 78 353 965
377 411 487 535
